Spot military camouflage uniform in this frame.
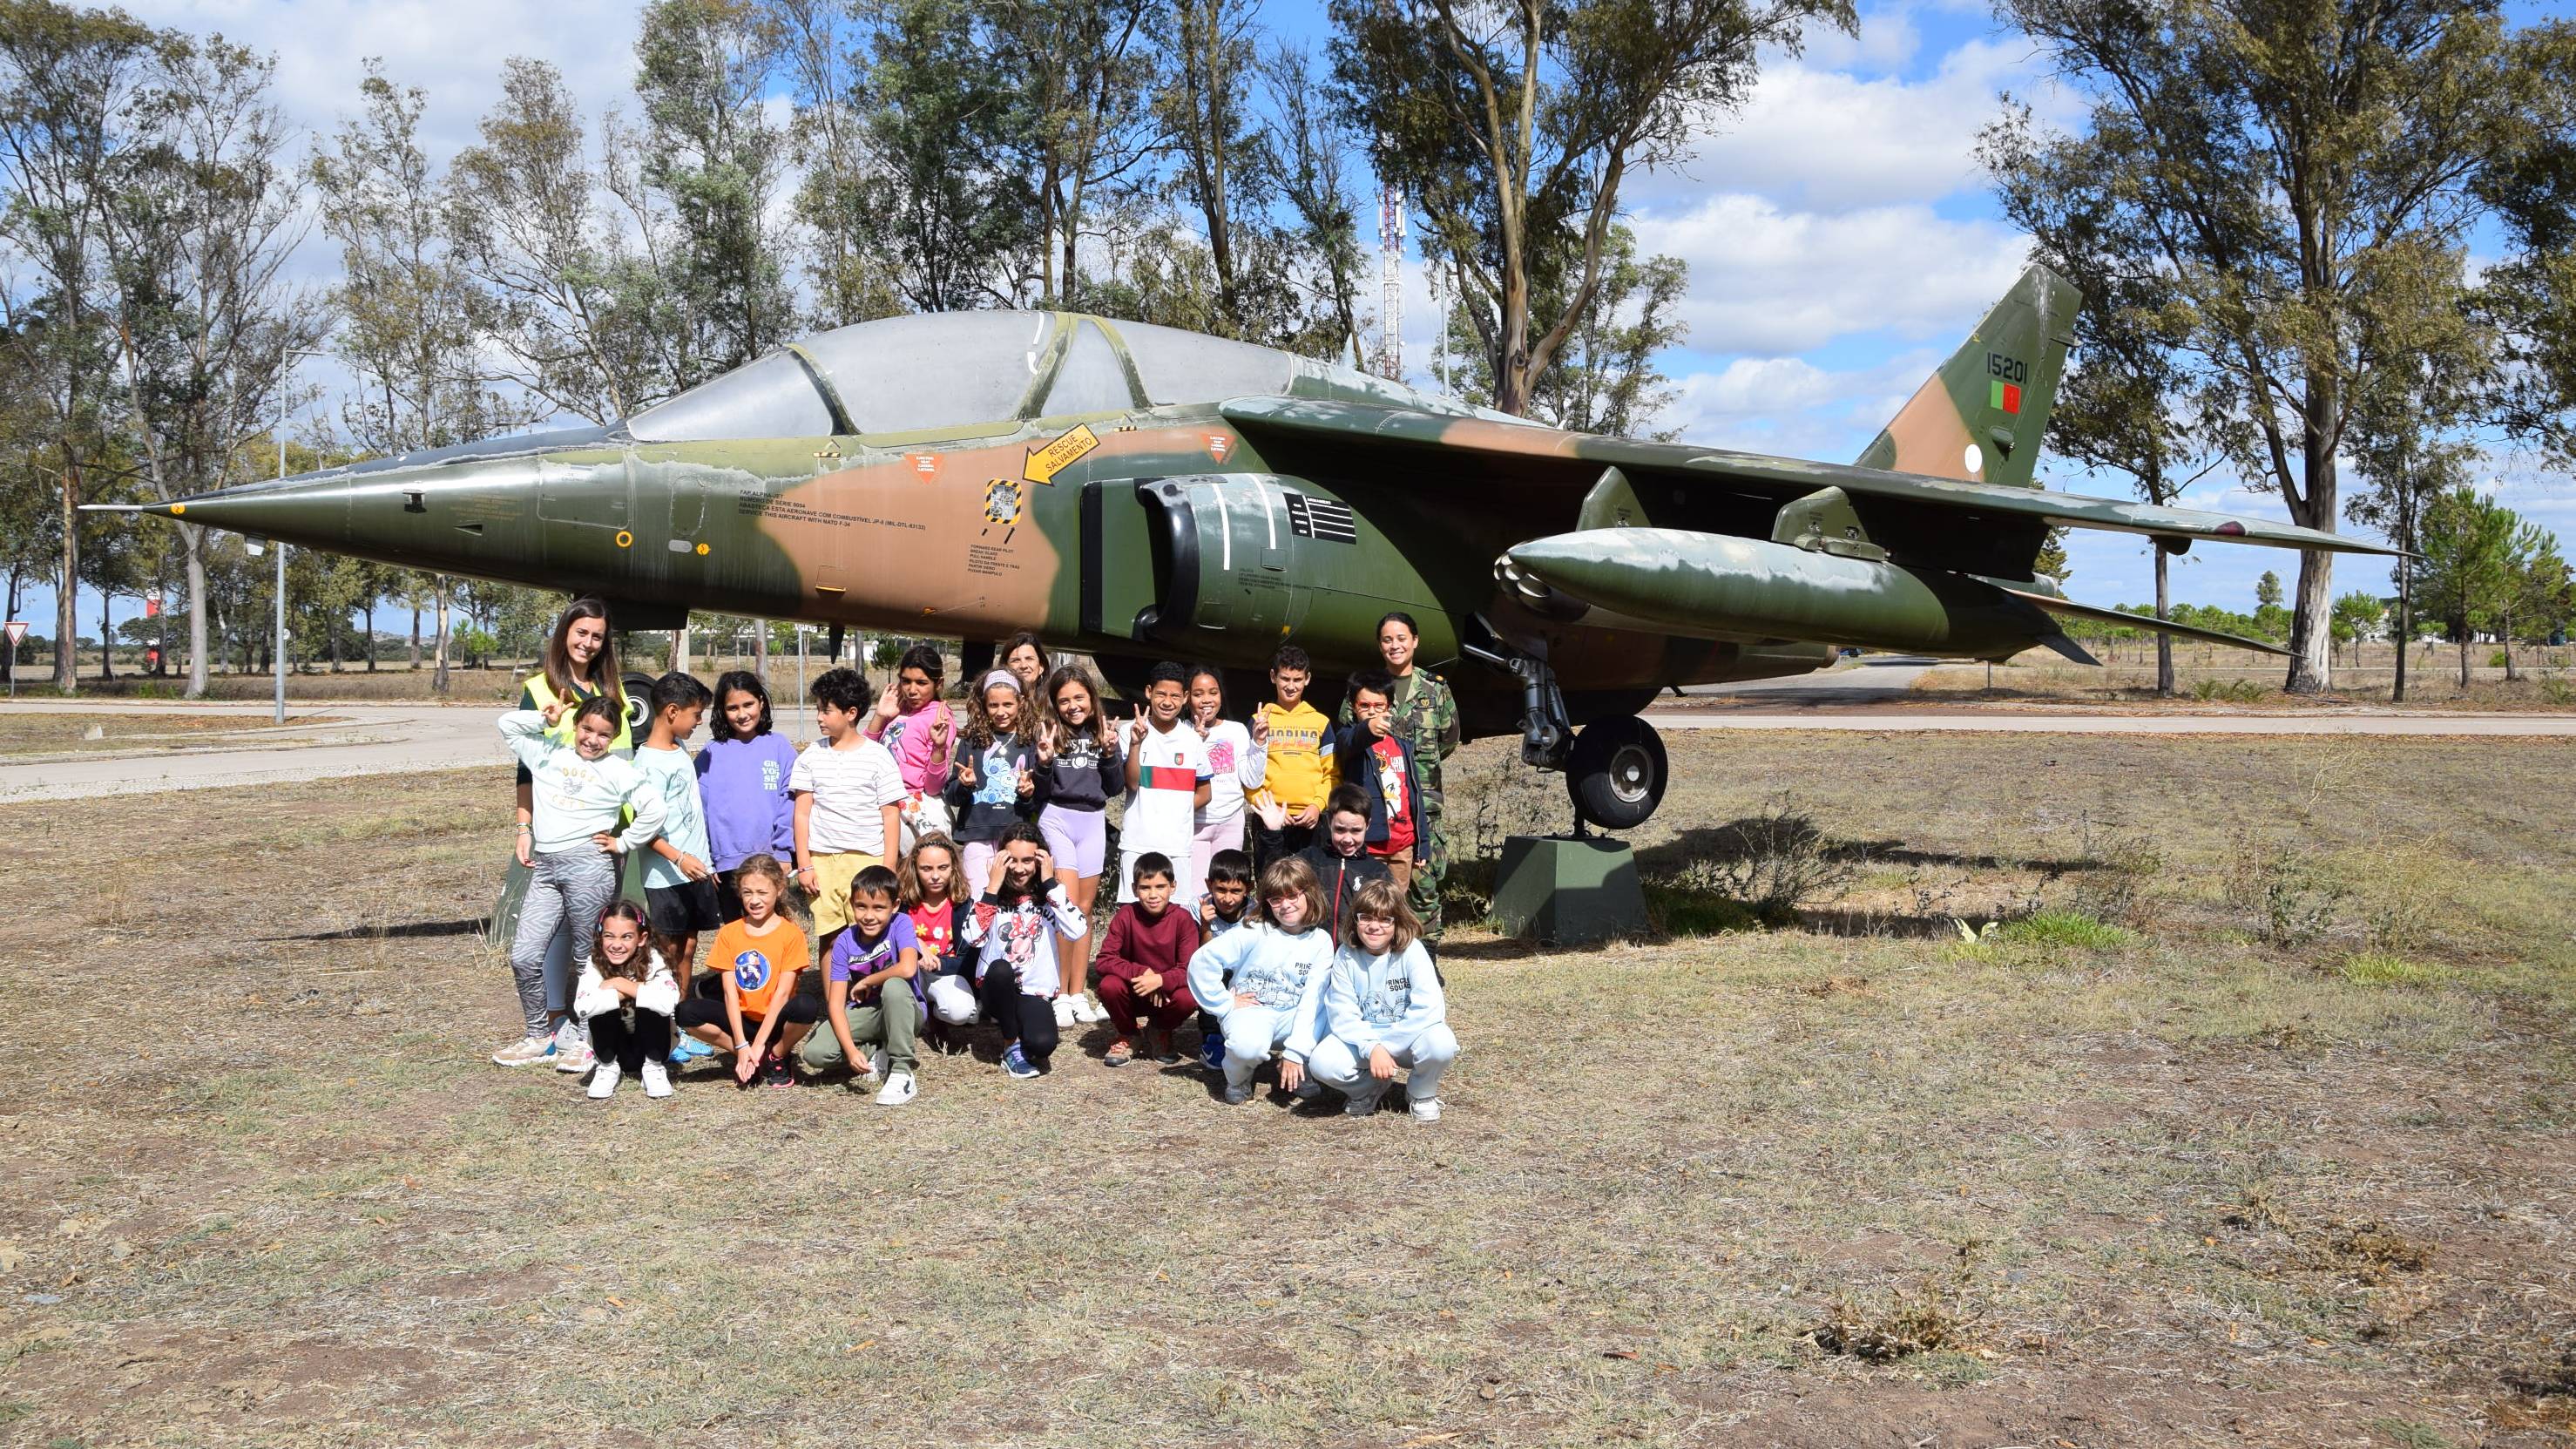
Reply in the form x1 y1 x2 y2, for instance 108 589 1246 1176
1340 668 1461 938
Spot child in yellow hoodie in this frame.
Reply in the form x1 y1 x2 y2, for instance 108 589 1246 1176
1247 645 1335 871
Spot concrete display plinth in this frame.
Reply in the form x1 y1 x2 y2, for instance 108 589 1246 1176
1489 834 1651 946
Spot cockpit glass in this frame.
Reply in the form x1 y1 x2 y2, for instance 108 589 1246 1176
1116 319 1295 406
626 350 837 443
798 312 1045 435
1041 320 1139 416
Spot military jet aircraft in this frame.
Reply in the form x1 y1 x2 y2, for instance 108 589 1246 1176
118 263 2387 828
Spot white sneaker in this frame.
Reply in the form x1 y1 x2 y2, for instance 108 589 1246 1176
874 1072 916 1106
1410 1098 1442 1123
1052 995 1078 1029
551 1020 593 1073
640 1060 673 1099
491 1035 551 1067
587 1063 621 1100
863 1048 888 1081
1073 994 1109 1024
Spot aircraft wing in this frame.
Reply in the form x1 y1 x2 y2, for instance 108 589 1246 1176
1220 396 2393 558
1993 586 2290 656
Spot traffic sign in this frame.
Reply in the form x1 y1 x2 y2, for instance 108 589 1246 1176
3 620 24 647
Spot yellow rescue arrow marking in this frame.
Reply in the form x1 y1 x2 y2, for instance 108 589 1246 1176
1023 423 1099 485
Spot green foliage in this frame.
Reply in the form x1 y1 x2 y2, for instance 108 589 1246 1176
1995 909 2133 950
1332 0 1851 414
2226 830 2350 950
1983 0 2538 692
2255 570 2283 609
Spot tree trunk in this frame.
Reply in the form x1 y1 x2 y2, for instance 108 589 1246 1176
2282 398 2337 693
182 525 209 698
2502 611 2519 681
364 600 376 671
2153 548 2174 696
55 464 78 694
2457 631 2470 690
754 620 768 684
99 593 113 681
409 600 422 669
432 579 451 694
673 624 692 677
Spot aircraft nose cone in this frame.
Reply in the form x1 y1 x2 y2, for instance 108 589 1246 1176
156 452 596 580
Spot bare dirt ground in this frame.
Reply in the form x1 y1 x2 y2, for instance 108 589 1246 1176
0 711 345 758
3 731 2571 1448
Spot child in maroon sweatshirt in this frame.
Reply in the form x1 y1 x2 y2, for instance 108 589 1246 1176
1092 850 1201 1066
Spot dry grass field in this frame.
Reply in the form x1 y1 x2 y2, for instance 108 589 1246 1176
1914 640 2576 711
3 729 2572 1448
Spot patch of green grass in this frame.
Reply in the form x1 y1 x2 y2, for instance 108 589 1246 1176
1996 909 2134 950
2338 952 2451 988
2370 1418 2455 1449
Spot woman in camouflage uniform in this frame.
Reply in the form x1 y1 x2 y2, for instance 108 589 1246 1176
1337 612 1459 938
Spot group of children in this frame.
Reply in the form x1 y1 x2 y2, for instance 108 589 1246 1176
493 634 1457 1121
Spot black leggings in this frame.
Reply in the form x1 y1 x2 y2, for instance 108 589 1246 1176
587 1009 673 1073
977 965 1060 1068
674 981 824 1033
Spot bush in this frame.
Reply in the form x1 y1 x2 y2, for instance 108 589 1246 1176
2226 831 2350 949
2192 678 2267 703
1654 796 1858 926
2070 820 2164 926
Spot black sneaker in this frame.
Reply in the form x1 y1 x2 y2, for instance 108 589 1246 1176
762 1057 796 1088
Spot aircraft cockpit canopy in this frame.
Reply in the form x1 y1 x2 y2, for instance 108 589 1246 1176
624 311 1495 444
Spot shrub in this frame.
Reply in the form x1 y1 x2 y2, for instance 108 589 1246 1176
2226 830 2350 948
1655 796 1857 926
2071 821 2164 926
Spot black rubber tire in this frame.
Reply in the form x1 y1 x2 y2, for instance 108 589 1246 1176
622 671 660 736
1566 715 1667 831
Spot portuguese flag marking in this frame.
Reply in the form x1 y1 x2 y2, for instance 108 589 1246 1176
1990 379 2023 415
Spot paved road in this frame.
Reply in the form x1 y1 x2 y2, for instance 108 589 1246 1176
1680 655 1937 707
3 690 2570 804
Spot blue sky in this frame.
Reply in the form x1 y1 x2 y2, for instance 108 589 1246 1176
22 0 2556 638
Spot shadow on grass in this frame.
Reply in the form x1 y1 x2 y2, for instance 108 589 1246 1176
270 917 489 942
1633 825 2102 877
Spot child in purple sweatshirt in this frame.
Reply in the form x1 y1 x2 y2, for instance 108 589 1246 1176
694 670 800 923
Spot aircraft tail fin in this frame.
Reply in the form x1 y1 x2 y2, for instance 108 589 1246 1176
1855 262 2079 491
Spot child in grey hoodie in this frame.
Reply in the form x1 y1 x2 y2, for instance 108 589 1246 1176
492 699 666 1068
1186 856 1336 1105
1295 877 1457 1122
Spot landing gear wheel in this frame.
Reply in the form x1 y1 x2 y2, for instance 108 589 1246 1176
622 672 660 737
1566 716 1667 832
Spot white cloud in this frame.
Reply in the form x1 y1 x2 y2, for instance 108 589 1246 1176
125 0 645 161
1628 35 2069 213
1660 348 1946 460
1629 193 2031 355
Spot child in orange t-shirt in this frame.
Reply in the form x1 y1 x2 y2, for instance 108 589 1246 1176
674 855 817 1087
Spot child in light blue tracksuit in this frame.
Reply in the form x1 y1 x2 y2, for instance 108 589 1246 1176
1185 855 1335 1105
1295 876 1458 1121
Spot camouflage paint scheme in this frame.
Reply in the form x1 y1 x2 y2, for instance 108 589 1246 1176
133 267 2393 748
